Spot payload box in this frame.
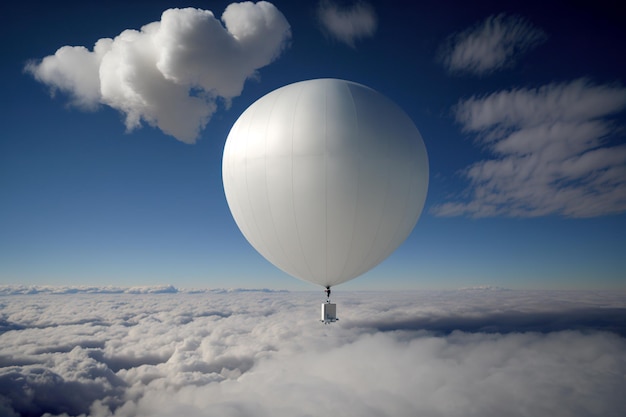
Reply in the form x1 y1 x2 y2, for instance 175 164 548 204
321 303 338 323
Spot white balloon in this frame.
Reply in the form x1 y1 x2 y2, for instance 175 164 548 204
222 79 428 288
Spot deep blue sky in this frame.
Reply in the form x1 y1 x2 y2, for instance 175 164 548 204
1 0 625 290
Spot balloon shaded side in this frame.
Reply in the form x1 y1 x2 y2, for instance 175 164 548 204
222 79 428 288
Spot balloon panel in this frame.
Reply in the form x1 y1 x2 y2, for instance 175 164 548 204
223 79 428 287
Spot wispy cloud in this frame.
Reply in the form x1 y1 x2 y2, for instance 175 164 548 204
440 14 546 75
432 79 626 218
25 2 291 144
317 0 377 47
1 289 625 416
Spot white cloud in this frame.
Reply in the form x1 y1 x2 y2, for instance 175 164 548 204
1 288 625 417
0 285 286 296
432 79 626 218
25 2 291 144
317 1 377 47
440 14 546 75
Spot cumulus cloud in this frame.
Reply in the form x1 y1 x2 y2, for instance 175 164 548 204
432 79 626 218
440 14 546 75
25 2 291 144
1 288 625 417
317 0 377 47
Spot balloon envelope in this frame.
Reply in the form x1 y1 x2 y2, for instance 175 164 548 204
222 79 428 288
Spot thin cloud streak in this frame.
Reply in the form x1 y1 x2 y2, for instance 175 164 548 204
432 79 626 218
25 2 291 144
317 0 377 47
440 13 546 76
0 285 286 296
0 289 625 417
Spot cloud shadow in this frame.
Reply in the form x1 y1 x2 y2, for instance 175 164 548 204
347 308 626 337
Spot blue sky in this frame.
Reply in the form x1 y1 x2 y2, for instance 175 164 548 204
1 0 625 290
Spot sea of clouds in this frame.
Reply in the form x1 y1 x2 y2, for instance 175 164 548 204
1 287 625 417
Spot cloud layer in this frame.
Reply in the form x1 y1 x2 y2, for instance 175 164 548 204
317 1 377 47
1 288 625 417
432 79 626 217
0 285 285 296
440 14 546 75
25 2 291 144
